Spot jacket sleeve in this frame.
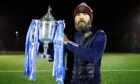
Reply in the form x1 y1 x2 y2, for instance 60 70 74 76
65 31 107 64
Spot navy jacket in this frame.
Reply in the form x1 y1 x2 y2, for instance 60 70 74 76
65 28 107 84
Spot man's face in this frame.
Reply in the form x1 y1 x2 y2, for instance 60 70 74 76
74 13 91 31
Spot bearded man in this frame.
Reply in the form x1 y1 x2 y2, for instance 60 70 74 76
63 2 107 84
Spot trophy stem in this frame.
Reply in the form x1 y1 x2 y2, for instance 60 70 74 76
43 42 48 58
43 42 53 61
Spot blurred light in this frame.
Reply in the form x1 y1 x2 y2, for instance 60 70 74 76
15 31 18 34
15 31 18 37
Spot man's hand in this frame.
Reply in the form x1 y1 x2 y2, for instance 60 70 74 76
63 34 69 45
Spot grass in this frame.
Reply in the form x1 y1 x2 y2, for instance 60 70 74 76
0 53 140 84
101 53 140 84
0 55 57 84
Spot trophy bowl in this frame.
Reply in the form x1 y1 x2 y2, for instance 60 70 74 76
39 20 56 43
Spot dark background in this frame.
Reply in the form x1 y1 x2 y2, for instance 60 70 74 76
0 0 140 53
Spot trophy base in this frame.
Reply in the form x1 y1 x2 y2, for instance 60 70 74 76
46 54 54 62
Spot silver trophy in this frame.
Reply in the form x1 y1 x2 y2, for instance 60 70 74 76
39 6 56 61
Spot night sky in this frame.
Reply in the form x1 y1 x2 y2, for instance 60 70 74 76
0 0 140 52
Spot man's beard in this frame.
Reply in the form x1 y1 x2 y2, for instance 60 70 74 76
75 20 90 31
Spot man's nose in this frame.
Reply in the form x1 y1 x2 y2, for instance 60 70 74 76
79 13 84 18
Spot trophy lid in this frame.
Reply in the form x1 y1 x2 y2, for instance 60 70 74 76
41 6 54 21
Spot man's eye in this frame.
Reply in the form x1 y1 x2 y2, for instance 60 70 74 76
83 13 88 15
76 13 80 16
